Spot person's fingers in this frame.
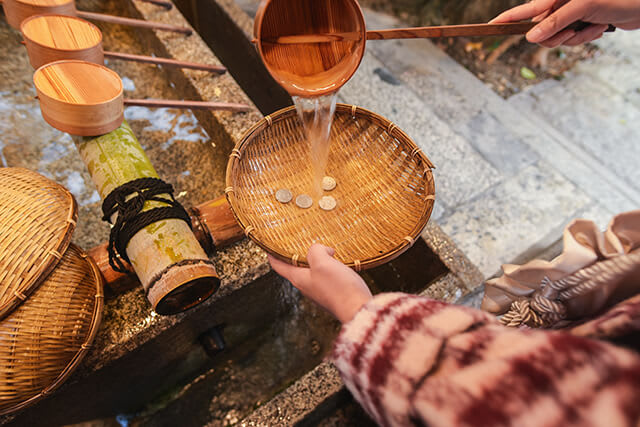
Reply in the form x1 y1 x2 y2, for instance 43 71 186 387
538 28 575 47
527 1 587 43
490 0 556 23
306 244 335 267
268 255 311 288
562 23 608 45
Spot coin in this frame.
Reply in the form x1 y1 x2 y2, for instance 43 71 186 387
295 194 313 209
322 176 336 191
275 189 293 204
319 196 336 211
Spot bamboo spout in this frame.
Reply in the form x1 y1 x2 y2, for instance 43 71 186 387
89 195 244 293
74 121 221 314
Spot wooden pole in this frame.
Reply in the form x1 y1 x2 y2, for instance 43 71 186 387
104 51 226 74
259 22 537 45
76 11 193 35
124 99 251 112
73 120 220 314
135 0 172 10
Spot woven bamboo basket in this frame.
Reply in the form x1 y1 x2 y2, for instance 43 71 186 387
0 244 103 415
0 167 76 320
0 168 103 415
226 104 435 270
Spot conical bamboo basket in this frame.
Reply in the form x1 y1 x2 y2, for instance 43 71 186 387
226 104 436 271
0 167 76 320
0 168 103 415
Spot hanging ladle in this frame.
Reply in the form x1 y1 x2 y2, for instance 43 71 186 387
253 0 614 97
33 60 250 136
2 0 192 35
20 15 226 74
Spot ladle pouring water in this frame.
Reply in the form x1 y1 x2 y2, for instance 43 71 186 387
253 0 614 97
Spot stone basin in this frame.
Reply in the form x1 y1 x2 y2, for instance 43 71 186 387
0 0 481 425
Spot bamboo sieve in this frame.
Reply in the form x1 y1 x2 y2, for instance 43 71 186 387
0 167 77 320
0 244 103 415
225 104 435 271
0 168 103 415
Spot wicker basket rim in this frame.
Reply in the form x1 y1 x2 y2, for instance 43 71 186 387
0 243 104 417
0 167 78 321
225 103 435 270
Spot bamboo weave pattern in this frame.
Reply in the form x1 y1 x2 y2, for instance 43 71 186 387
226 104 435 269
0 168 76 320
0 244 103 415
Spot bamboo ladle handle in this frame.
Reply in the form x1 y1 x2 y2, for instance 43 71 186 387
366 22 536 40
124 99 251 112
104 51 226 74
260 21 615 44
260 22 537 44
76 10 192 35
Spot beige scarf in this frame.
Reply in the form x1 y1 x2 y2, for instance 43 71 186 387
483 210 640 326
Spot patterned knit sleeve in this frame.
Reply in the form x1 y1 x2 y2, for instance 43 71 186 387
331 293 640 427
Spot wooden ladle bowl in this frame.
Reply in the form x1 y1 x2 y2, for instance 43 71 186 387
33 60 124 136
253 0 366 97
21 14 104 69
2 0 75 29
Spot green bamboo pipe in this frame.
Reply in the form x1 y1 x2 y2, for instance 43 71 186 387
73 121 219 314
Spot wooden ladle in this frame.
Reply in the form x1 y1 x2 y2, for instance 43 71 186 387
20 15 226 74
2 0 192 35
33 60 250 136
253 0 611 97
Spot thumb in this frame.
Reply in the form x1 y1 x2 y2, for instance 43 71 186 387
306 244 336 267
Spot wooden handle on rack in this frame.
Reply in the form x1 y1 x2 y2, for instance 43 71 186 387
104 51 226 74
124 98 251 112
135 0 173 10
76 10 193 35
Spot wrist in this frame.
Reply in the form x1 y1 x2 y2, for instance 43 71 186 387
334 291 372 324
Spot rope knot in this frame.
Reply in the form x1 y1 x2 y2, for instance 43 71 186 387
102 177 192 273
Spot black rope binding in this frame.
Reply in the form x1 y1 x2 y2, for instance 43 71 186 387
102 177 192 273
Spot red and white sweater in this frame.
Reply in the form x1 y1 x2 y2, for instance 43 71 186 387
332 293 640 427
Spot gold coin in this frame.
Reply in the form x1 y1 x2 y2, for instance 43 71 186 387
319 196 336 211
295 194 313 209
275 189 293 204
322 176 336 191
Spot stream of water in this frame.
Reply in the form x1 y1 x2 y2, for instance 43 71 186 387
293 93 338 198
